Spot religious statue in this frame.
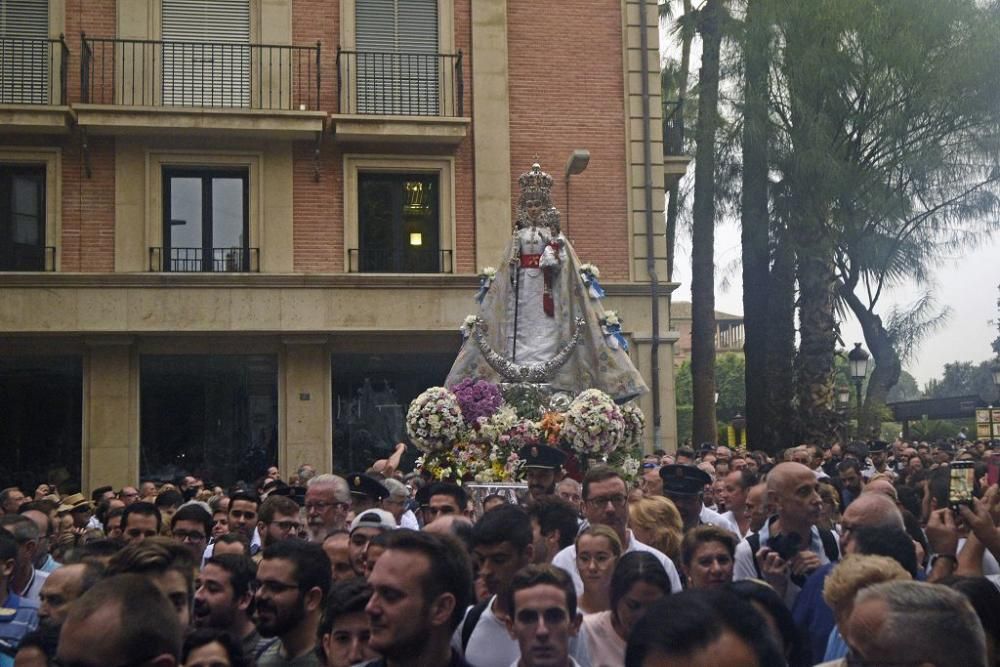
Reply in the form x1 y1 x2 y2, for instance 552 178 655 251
446 163 648 403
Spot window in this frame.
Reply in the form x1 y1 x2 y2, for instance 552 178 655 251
140 355 277 487
0 0 50 104
162 168 251 272
0 164 46 271
355 0 439 115
356 172 442 273
161 0 250 107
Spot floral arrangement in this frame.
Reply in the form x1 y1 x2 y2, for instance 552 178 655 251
600 310 629 351
460 315 478 339
405 387 465 453
579 263 606 299
620 402 646 449
407 382 644 483
561 389 626 457
453 378 503 424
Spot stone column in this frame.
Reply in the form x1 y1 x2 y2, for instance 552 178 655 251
83 337 139 492
281 337 332 475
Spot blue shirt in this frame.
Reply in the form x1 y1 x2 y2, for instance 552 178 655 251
0 593 39 665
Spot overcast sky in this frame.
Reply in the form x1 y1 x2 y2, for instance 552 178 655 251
670 220 1000 387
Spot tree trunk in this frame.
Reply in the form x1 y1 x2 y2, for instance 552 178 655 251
765 224 796 452
665 0 694 282
740 0 770 452
795 242 838 443
839 282 902 438
690 0 724 447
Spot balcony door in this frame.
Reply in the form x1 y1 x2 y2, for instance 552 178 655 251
163 168 249 272
0 165 45 271
161 0 250 107
358 172 439 273
0 0 49 104
355 0 439 115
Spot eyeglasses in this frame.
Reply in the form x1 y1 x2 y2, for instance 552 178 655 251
515 607 569 626
270 520 301 532
172 529 206 542
304 501 348 512
586 494 627 508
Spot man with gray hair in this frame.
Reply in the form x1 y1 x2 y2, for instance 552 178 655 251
844 580 986 667
381 477 419 529
304 474 350 542
0 514 49 603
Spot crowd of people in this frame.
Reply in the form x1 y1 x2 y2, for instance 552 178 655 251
1 436 999 667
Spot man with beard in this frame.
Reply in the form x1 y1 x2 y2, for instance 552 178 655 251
518 445 566 503
362 530 474 667
258 495 303 548
255 539 331 666
305 475 351 543
194 553 275 661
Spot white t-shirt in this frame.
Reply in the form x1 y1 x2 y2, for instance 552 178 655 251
551 530 683 597
701 506 740 536
452 595 592 667
581 610 625 667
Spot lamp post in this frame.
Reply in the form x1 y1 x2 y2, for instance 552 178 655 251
836 384 851 443
732 413 746 448
564 149 590 238
848 343 870 440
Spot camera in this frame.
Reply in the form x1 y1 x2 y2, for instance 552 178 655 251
767 532 803 561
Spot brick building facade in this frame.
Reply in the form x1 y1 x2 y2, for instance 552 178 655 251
0 0 686 491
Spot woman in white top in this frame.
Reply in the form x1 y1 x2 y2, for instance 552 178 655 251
575 525 622 615
581 551 670 667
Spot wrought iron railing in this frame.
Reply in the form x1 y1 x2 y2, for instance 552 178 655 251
0 245 56 272
347 248 452 274
0 36 68 105
663 98 685 156
149 246 259 273
82 35 321 110
336 49 462 117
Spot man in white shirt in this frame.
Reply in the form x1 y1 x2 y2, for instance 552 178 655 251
719 469 758 539
551 466 682 596
660 464 740 537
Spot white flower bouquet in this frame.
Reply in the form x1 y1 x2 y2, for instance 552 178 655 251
561 388 626 457
405 387 466 453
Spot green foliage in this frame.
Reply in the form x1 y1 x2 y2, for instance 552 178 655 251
923 361 998 399
674 352 746 444
886 371 921 403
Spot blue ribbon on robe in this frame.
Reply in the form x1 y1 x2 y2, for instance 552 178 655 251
475 276 492 303
581 271 606 300
603 323 629 351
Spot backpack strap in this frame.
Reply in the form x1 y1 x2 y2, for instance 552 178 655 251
745 532 763 579
460 599 491 653
818 527 840 563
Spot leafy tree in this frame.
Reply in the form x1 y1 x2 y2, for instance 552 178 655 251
886 371 921 403
924 361 997 399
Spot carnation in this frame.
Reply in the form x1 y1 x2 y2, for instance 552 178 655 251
452 378 504 425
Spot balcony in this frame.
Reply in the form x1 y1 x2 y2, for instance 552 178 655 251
149 247 260 273
332 49 469 146
75 36 326 140
0 36 73 133
347 248 453 274
663 99 691 190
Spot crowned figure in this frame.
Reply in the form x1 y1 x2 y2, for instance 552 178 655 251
446 163 648 403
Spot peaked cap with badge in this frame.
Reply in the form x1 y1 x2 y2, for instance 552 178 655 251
518 444 567 470
659 464 712 496
346 473 389 501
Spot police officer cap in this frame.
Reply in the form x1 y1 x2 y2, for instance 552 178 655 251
518 444 567 470
868 440 888 453
347 473 389 501
659 464 712 495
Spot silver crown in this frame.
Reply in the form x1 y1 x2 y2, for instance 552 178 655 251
518 163 553 197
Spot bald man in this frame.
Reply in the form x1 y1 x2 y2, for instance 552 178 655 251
733 462 839 608
791 492 904 662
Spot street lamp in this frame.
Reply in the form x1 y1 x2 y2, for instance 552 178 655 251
848 343 871 439
564 149 590 238
732 413 746 448
836 384 851 444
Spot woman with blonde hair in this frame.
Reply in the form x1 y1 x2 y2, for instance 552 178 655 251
575 524 623 614
628 495 683 562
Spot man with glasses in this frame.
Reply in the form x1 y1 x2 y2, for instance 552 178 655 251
254 540 331 666
551 465 681 597
258 495 303 548
504 565 582 667
305 475 350 543
120 502 162 546
118 486 140 507
169 504 212 562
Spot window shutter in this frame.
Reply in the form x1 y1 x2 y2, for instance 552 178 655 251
0 0 50 104
355 0 439 115
161 0 250 107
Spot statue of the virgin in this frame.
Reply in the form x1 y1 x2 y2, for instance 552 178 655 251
446 163 648 403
